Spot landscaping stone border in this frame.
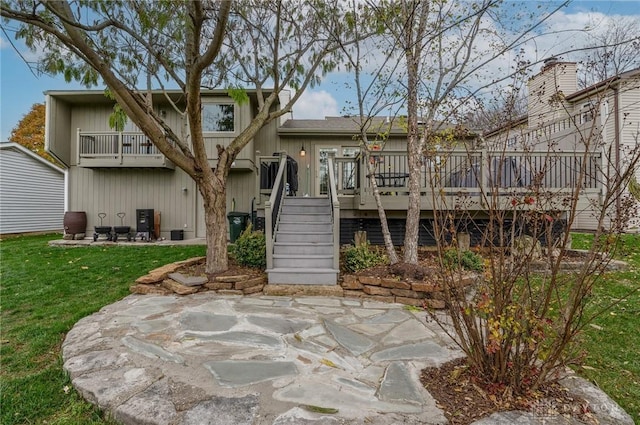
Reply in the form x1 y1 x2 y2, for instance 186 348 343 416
130 256 476 309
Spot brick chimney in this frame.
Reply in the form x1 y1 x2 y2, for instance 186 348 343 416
527 58 577 128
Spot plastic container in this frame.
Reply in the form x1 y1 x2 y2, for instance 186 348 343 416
227 212 250 242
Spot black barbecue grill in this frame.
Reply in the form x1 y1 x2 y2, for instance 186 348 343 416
134 209 154 241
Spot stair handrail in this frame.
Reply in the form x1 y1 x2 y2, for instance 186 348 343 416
265 152 288 270
327 152 340 271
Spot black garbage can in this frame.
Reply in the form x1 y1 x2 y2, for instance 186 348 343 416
227 212 250 242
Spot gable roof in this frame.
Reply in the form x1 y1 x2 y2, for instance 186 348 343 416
565 67 640 102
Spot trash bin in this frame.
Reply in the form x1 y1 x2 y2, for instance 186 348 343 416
227 212 250 242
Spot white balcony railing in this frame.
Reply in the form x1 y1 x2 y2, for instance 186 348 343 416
77 130 174 169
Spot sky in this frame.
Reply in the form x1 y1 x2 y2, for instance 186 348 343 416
1 1 639 142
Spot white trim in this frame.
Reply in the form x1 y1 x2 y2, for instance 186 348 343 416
201 100 238 135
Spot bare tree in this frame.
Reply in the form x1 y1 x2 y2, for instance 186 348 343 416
368 0 572 264
329 0 404 264
429 70 640 396
1 0 353 274
577 16 640 89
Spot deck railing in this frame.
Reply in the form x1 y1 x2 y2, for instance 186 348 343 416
77 130 173 168
264 154 288 270
326 153 340 271
340 149 601 194
258 149 602 211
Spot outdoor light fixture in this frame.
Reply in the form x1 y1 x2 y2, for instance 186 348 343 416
300 145 306 157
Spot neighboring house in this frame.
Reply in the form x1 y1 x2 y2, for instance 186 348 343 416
484 59 640 231
0 142 66 235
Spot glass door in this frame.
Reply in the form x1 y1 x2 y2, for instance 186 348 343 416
315 146 360 196
316 147 338 196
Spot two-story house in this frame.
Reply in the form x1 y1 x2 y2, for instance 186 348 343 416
46 90 285 241
46 80 613 283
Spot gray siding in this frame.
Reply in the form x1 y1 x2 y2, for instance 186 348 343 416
0 144 65 234
46 95 72 166
68 166 195 238
527 62 577 127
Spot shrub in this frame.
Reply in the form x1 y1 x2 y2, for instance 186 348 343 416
232 224 266 268
344 242 387 272
443 248 484 272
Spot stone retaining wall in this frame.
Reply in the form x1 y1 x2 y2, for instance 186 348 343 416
130 256 476 310
339 274 476 309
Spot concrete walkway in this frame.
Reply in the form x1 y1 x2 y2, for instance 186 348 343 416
62 293 634 425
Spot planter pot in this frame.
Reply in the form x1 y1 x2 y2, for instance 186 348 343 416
64 211 87 235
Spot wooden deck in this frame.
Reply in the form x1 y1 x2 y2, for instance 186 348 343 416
259 149 603 213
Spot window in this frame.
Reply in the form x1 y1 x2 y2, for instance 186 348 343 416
580 101 596 125
202 103 235 132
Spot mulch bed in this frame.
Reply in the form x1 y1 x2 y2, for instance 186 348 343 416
180 257 266 280
420 358 596 425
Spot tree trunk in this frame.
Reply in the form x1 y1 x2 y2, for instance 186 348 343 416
401 0 425 265
200 177 229 275
403 41 422 263
404 139 422 263
367 164 399 264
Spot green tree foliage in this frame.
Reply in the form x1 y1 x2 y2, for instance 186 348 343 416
0 0 358 274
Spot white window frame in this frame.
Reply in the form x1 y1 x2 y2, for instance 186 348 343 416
201 101 237 134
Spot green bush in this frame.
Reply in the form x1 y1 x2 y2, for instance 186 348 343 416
443 248 484 272
344 242 387 272
232 224 266 268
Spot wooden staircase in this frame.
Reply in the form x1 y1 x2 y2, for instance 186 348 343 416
267 197 339 285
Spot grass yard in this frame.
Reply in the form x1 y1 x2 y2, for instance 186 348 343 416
570 233 640 423
0 233 638 424
0 234 205 425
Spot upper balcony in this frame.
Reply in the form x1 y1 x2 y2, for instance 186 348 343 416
77 130 175 169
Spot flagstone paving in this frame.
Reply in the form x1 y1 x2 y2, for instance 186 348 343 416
62 293 634 425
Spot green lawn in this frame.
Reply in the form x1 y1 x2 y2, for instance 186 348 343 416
0 233 638 424
0 234 205 425
570 233 640 423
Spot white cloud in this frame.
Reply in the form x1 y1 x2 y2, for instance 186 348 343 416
291 90 339 119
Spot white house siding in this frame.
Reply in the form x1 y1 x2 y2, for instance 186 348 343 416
0 144 65 234
620 77 640 230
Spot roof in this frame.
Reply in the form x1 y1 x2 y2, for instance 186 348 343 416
279 116 471 137
483 67 640 136
565 67 640 102
44 88 280 106
0 142 66 173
